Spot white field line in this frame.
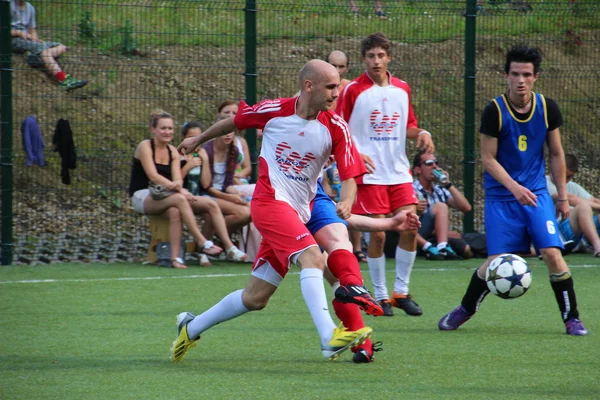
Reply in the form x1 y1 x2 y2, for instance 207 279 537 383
1 264 599 285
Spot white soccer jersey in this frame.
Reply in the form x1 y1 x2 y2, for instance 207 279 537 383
336 71 418 185
234 98 365 223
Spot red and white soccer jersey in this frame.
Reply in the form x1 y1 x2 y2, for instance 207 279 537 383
234 97 365 223
336 71 418 185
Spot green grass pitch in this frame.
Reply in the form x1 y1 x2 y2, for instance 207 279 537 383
1 255 598 399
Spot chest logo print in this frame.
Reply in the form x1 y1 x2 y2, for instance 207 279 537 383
275 142 316 174
370 110 400 135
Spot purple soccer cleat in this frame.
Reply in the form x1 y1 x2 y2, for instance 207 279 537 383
438 305 473 331
565 318 589 336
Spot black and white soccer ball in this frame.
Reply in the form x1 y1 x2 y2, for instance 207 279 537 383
485 254 532 299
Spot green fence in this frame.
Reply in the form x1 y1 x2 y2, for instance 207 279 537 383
1 0 599 265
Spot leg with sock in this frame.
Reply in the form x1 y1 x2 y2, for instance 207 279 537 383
391 246 422 316
439 267 488 331
186 289 249 340
550 271 588 336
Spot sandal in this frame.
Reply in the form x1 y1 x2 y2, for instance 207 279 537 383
354 250 368 263
226 246 248 262
171 257 187 269
198 253 211 267
200 240 223 257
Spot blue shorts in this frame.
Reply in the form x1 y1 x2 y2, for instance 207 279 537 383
485 192 563 255
306 180 347 235
558 219 583 246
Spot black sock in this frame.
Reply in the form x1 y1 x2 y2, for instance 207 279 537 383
461 270 490 315
550 276 579 321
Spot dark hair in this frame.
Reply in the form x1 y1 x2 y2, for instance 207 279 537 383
361 32 391 57
217 100 237 115
181 120 205 138
565 153 579 173
412 149 428 169
150 110 172 128
505 45 542 74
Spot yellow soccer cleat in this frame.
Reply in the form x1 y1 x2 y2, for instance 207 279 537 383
321 323 373 361
170 312 199 362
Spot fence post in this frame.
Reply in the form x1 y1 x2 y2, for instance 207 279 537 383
0 0 14 265
463 0 477 234
244 0 258 183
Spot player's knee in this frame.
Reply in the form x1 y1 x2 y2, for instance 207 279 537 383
243 292 270 311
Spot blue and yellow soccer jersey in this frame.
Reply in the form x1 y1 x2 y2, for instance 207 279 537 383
483 92 551 200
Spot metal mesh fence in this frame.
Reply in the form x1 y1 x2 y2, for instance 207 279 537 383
2 0 599 264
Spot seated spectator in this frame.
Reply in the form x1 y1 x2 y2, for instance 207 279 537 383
180 121 248 263
412 150 473 260
10 0 87 91
200 120 252 236
349 0 386 18
217 101 252 185
128 111 222 268
546 154 600 257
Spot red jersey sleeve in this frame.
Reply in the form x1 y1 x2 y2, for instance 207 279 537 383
234 98 294 131
327 113 366 181
394 78 418 129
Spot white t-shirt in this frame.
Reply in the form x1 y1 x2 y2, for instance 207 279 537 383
234 97 365 223
545 175 593 200
336 71 419 185
212 162 226 190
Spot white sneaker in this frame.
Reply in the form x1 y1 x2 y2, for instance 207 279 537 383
226 246 248 262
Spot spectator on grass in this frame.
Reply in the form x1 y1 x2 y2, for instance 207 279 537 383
349 0 386 18
217 101 253 185
179 121 248 264
199 116 252 236
128 110 222 268
545 154 600 257
10 0 87 91
412 150 473 260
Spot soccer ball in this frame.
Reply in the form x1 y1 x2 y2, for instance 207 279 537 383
485 254 532 299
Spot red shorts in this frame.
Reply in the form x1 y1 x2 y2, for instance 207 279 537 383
351 182 417 215
250 198 317 281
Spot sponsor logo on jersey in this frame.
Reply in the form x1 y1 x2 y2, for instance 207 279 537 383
275 142 316 180
370 110 400 135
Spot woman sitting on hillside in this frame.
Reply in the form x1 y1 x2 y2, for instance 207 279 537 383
199 117 252 237
128 111 222 268
180 121 248 264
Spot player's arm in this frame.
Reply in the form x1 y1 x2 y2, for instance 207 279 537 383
480 134 537 206
407 127 434 153
547 128 570 219
178 118 236 155
336 177 357 220
347 211 420 232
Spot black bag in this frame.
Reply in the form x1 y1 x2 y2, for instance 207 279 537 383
463 232 488 258
156 240 185 267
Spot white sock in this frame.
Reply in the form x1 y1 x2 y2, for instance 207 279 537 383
331 281 341 298
394 247 416 295
423 242 432 251
186 289 248 339
300 268 337 347
367 255 388 301
437 242 448 250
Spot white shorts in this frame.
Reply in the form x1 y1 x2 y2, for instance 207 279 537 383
131 189 150 214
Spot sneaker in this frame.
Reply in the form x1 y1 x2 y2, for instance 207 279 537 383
334 285 384 316
561 240 577 256
439 246 463 260
438 305 473 331
59 74 88 91
565 318 589 336
170 312 198 362
353 341 383 364
226 245 248 262
378 299 394 317
321 323 373 361
391 293 423 316
424 246 445 260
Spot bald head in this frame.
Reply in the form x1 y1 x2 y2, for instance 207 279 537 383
298 59 338 91
327 50 349 66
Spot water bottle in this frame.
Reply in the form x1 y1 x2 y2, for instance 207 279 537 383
432 169 449 185
187 153 201 195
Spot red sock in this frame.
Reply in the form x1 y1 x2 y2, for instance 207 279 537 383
327 249 363 286
55 71 67 82
332 298 372 352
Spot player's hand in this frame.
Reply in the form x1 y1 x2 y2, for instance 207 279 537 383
178 137 199 155
511 184 537 207
336 201 352 220
361 153 376 174
391 211 421 231
556 200 570 220
416 132 435 153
